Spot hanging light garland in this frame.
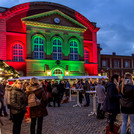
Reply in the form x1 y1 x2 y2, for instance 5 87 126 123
0 60 20 80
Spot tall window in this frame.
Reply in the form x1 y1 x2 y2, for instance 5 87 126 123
53 38 62 60
13 43 23 62
114 60 119 68
70 40 78 61
33 37 44 59
102 60 107 67
125 61 130 68
84 49 89 63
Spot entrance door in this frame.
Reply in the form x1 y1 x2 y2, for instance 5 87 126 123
52 68 64 79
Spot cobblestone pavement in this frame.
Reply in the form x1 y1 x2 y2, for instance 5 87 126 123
1 95 121 134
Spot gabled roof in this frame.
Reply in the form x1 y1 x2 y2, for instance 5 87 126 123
22 9 87 32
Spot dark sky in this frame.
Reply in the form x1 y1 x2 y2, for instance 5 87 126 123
1 0 134 56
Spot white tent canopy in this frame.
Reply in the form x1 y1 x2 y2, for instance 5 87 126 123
8 76 59 81
8 75 108 81
63 76 108 79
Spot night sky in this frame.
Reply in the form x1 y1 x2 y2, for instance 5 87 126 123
1 0 134 56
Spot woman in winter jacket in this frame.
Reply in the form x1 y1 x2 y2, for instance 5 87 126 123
10 80 26 134
102 74 120 134
26 77 48 134
120 73 134 134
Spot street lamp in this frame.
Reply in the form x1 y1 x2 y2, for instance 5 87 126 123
47 71 51 76
66 71 69 76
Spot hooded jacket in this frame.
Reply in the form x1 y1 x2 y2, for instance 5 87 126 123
102 82 120 114
26 84 48 118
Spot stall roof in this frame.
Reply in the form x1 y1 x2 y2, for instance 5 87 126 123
63 76 108 79
8 76 59 81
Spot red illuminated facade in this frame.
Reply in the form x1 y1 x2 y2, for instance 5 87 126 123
0 2 99 76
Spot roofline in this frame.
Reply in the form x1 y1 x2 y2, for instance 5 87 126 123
101 54 134 57
0 1 99 32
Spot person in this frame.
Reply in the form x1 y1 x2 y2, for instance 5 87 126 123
0 80 8 117
120 73 134 134
4 82 12 120
26 77 48 134
47 81 52 107
52 81 61 107
95 79 106 119
102 74 120 134
83 79 90 107
65 80 70 97
10 80 26 134
59 81 65 102
76 80 83 104
23 81 29 92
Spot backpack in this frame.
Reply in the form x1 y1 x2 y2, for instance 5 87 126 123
28 92 41 107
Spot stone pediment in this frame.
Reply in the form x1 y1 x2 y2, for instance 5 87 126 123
22 10 87 32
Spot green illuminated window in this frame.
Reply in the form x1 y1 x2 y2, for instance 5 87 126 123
13 43 23 62
33 37 44 59
53 38 62 60
53 69 63 74
70 40 78 61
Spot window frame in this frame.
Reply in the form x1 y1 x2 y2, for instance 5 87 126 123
102 60 107 67
13 43 24 62
125 61 130 68
69 39 79 61
53 69 63 74
52 37 62 60
114 60 119 68
84 49 89 63
33 36 44 59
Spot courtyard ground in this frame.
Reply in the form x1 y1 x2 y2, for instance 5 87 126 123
1 95 121 134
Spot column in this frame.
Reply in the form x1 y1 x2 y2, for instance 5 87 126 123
0 19 6 60
26 30 31 58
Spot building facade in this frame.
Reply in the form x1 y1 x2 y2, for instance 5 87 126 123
98 51 134 78
0 2 99 77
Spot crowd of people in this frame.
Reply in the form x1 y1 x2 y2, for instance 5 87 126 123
95 73 134 134
0 73 133 134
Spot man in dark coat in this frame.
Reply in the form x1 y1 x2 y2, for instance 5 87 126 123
103 74 120 134
52 81 61 107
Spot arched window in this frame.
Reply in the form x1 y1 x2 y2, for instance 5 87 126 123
33 36 44 59
84 49 89 63
70 40 78 61
53 69 63 74
13 43 23 62
53 38 62 60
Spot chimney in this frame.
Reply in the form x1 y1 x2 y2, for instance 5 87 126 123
112 52 116 56
132 54 134 57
